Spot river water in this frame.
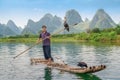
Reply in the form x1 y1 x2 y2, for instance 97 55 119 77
0 42 120 80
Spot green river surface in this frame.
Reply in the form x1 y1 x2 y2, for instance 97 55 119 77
0 42 120 80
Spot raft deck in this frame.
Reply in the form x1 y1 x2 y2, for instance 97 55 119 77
30 58 106 74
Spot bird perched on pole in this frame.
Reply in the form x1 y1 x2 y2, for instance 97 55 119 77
64 17 69 32
77 62 88 68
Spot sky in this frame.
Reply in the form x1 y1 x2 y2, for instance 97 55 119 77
0 0 120 28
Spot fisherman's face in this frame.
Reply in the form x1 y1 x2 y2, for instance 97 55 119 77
42 27 47 32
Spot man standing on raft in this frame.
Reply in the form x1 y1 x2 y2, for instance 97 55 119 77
37 25 53 62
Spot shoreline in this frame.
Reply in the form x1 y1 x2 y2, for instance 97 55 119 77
0 37 120 46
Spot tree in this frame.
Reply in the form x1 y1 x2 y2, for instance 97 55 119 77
86 28 91 33
0 34 3 38
38 30 42 34
115 25 120 35
92 28 100 33
24 34 29 38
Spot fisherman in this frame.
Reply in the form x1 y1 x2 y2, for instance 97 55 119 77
37 25 53 62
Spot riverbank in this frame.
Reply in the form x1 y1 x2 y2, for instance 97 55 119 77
0 25 120 44
1 25 120 43
0 34 120 45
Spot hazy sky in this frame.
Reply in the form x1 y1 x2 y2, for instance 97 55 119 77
0 0 120 28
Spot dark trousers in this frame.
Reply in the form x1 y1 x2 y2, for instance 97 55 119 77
43 45 53 61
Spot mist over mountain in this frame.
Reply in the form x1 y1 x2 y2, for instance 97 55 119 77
65 9 83 25
85 18 89 22
0 9 117 37
22 13 62 35
0 20 22 37
119 22 120 25
58 9 88 34
89 9 116 29
18 27 23 32
22 19 37 34
0 23 16 37
7 20 21 34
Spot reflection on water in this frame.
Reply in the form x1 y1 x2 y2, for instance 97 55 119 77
76 73 101 80
43 67 102 80
44 68 52 80
0 42 120 80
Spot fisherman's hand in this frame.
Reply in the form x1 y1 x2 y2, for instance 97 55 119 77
46 36 50 39
36 40 41 44
36 41 39 44
36 41 40 44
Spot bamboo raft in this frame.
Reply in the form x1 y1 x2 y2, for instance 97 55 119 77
30 58 106 74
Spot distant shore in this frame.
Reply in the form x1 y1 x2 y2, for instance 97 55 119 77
1 26 120 45
0 34 120 46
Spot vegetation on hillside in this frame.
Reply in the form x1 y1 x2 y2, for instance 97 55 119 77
0 25 120 43
53 25 120 42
